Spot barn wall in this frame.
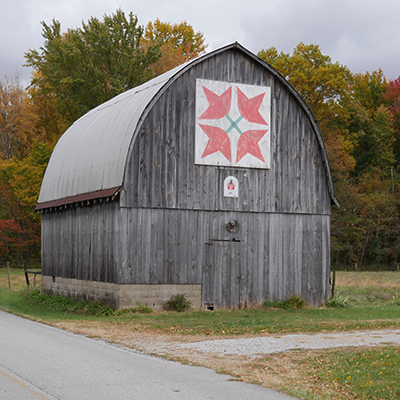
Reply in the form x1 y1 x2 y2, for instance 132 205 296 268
42 202 330 306
117 208 330 307
41 200 121 283
40 48 332 308
121 49 331 216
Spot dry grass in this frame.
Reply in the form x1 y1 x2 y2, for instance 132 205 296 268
335 271 400 290
0 268 41 290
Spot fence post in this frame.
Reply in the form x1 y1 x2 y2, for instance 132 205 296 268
7 261 11 289
23 261 30 286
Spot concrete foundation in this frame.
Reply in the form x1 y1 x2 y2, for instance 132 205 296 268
41 276 202 311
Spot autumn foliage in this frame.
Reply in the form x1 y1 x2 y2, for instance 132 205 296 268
259 44 400 269
1 10 399 270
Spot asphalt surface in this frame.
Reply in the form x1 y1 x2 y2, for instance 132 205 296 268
0 310 297 400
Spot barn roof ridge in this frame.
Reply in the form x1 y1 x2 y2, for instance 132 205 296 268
37 42 338 210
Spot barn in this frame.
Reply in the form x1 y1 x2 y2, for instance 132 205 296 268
36 42 338 310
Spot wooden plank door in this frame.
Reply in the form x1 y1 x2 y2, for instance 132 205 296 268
202 239 241 309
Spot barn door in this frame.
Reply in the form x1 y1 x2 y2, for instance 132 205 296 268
202 239 242 309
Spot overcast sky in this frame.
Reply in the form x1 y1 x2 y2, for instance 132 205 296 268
1 0 399 87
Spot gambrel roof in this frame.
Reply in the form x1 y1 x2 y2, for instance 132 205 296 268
37 42 337 210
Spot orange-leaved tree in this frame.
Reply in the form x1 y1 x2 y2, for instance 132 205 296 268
0 73 39 160
142 18 207 76
258 43 400 269
0 142 52 264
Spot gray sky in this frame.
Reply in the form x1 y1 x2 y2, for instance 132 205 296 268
1 0 399 87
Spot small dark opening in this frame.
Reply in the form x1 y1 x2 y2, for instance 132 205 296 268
207 305 214 311
52 276 55 283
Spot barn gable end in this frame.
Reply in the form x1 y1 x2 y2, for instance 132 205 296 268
38 43 336 309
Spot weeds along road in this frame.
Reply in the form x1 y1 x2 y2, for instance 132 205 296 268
0 310 298 400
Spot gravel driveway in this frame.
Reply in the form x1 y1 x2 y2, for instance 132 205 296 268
178 329 400 357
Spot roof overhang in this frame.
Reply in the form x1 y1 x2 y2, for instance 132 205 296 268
35 186 121 211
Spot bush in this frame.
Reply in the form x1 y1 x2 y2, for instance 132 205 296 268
262 294 307 310
325 293 351 308
163 294 192 312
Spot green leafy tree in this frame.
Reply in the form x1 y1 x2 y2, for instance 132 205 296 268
342 71 394 179
25 9 161 125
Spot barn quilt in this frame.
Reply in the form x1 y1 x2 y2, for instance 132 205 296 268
195 79 271 169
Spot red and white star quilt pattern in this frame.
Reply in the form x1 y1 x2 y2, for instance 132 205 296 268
195 79 271 169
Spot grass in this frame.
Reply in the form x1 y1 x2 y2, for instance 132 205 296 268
1 269 400 335
1 268 400 399
303 347 400 399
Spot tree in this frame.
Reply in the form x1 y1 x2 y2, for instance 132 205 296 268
342 71 395 179
25 9 161 125
384 76 400 164
258 43 400 269
259 43 357 187
0 219 24 263
352 105 395 178
142 19 207 76
0 142 52 264
27 70 69 145
258 43 353 125
0 74 39 160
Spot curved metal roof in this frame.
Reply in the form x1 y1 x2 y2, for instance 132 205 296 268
37 42 337 209
37 62 188 208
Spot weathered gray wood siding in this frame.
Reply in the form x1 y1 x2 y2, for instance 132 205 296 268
116 49 331 306
41 48 332 307
118 209 330 307
42 204 329 306
41 200 121 283
121 49 330 215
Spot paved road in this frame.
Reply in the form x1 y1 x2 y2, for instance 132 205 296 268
0 310 297 400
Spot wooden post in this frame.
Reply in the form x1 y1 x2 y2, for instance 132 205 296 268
331 269 336 298
23 261 30 286
7 261 11 290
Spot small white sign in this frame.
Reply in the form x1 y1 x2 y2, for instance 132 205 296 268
224 176 239 197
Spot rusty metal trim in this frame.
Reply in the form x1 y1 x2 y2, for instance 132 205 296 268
35 186 121 211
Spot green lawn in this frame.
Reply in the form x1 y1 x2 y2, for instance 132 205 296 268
1 268 400 400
